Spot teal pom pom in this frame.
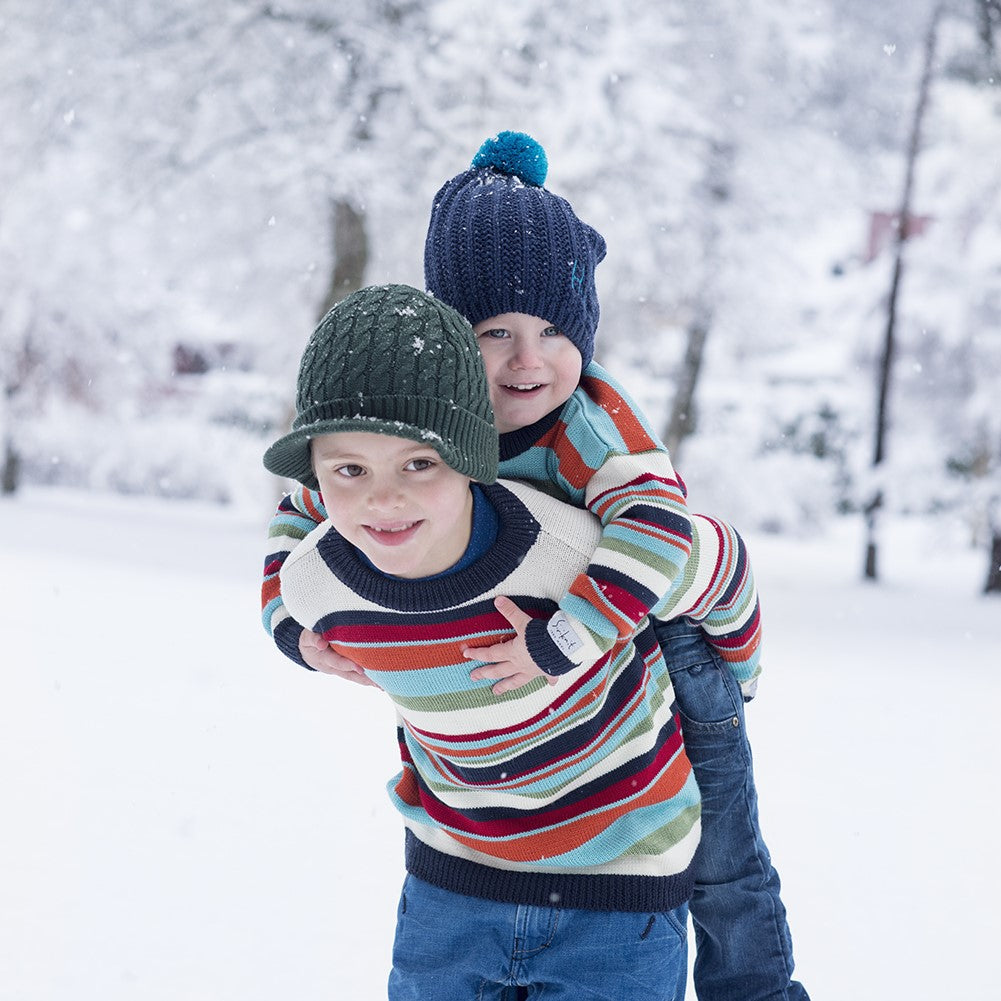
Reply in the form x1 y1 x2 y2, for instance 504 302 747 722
471 131 548 186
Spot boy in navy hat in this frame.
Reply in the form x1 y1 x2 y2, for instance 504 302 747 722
264 135 809 1001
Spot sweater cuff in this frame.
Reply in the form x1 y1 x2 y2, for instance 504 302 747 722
273 618 314 671
525 617 578 677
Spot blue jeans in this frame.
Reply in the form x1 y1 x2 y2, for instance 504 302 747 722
654 618 809 1001
388 875 689 1000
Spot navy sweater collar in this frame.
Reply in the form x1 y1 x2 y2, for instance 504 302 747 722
314 482 540 611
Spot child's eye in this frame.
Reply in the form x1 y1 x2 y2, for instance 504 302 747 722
541 326 564 338
405 458 435 472
478 328 509 340
335 464 365 478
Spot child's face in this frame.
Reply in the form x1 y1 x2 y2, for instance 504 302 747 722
311 431 474 579
472 313 583 433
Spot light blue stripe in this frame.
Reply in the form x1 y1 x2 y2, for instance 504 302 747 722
543 771 701 866
261 596 284 633
387 767 700 868
367 660 492 698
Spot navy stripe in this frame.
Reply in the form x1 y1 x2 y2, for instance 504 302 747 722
717 532 749 606
585 563 661 610
498 408 563 461
612 503 690 536
314 595 558 635
405 705 680 825
405 830 695 913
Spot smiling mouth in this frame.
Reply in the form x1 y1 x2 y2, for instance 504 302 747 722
363 521 422 545
503 383 544 392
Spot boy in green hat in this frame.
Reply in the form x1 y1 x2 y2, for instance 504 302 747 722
264 282 771 1000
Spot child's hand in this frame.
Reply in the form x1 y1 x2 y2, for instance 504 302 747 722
298 629 378 688
464 596 557 696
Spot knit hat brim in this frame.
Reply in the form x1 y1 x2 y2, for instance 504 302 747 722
264 284 499 489
263 396 499 489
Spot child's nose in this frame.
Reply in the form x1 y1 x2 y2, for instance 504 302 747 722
367 479 404 509
511 341 542 368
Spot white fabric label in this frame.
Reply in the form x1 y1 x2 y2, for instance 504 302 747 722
547 611 584 657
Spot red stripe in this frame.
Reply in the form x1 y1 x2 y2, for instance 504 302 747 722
691 519 729 610
336 610 515 644
589 473 686 517
411 714 685 839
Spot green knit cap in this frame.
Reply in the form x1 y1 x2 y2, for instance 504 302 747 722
263 284 499 488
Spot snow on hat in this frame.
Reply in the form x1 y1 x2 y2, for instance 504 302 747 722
263 284 498 488
423 131 607 367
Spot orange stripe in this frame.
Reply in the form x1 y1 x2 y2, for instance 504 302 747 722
393 767 422 807
330 634 509 672
590 484 683 521
302 490 326 523
716 631 761 664
261 577 281 607
629 520 690 547
446 751 691 862
580 376 657 452
552 430 599 490
569 575 634 635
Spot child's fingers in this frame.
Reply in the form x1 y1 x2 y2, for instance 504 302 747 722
461 638 517 662
298 628 328 654
337 669 380 688
493 595 530 629
491 677 523 695
471 663 557 694
491 672 533 694
492 672 556 695
468 662 515 681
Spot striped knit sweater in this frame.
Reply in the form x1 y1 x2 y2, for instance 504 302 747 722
262 362 761 694
278 479 701 912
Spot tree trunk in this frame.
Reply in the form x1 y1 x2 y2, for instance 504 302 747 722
274 197 370 502
986 532 1001 594
1 437 19 495
661 139 732 463
316 198 369 320
663 310 709 460
977 0 1001 59
863 3 942 581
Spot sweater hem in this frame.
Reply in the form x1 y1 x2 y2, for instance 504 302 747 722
404 830 694 914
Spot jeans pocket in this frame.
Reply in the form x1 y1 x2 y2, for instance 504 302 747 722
669 657 743 728
657 904 689 942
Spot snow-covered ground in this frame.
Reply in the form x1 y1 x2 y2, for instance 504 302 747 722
2 487 998 1000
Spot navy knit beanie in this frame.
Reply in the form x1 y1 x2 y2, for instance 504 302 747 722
263 285 498 488
424 131 607 368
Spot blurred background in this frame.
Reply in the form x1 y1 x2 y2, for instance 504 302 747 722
2 0 999 586
3 5 1001 999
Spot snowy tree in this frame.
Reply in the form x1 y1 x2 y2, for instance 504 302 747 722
2 0 999 569
862 3 945 581
0 0 440 499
